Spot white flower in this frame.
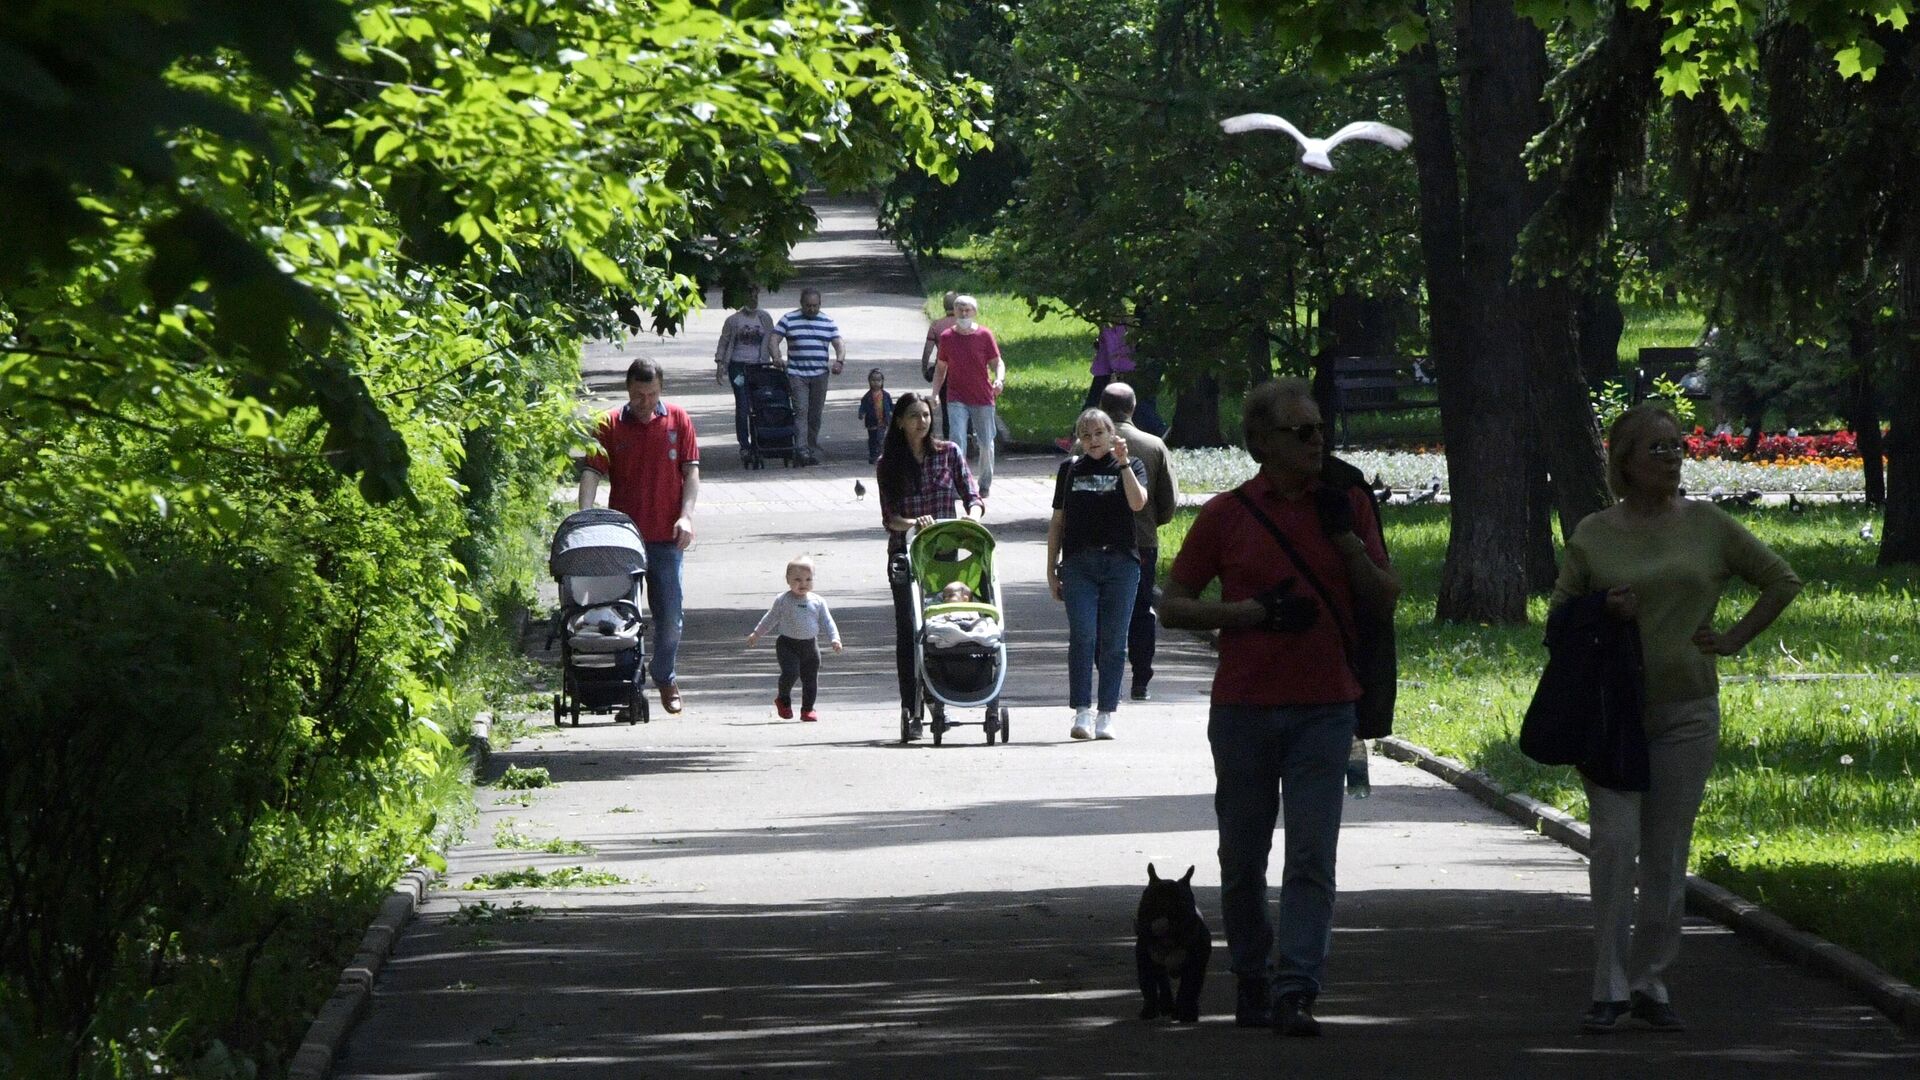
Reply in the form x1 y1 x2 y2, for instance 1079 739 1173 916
1839 754 1855 766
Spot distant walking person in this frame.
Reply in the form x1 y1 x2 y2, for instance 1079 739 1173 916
1555 403 1800 1034
930 294 1004 496
1099 383 1178 700
1046 408 1148 741
579 358 699 716
921 290 959 438
1160 378 1398 1036
773 288 846 464
713 286 777 462
858 367 894 464
746 555 842 722
876 392 983 739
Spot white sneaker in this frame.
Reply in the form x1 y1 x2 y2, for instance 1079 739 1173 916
1069 708 1093 740
1094 712 1116 740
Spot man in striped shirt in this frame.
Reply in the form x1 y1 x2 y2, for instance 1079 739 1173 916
773 288 846 465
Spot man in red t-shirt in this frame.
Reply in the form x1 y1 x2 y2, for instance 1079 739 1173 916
1161 378 1398 1036
929 294 1005 495
579 358 701 714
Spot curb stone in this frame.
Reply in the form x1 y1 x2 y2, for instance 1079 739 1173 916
286 711 486 1078
1375 734 1920 1038
287 865 438 1080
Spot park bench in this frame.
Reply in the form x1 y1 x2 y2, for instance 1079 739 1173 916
1326 354 1431 444
1633 346 1709 403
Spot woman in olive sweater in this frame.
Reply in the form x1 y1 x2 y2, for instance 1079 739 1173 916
1552 403 1802 1034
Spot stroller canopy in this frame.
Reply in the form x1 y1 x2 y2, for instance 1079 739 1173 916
550 509 647 579
909 518 995 603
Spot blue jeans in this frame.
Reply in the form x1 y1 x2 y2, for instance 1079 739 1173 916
643 541 684 688
944 400 996 494
1209 701 1357 997
1060 548 1140 713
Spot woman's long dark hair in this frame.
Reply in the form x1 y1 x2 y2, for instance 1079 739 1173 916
876 392 935 507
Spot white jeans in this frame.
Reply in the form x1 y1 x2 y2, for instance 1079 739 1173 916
1583 695 1720 1003
945 401 996 494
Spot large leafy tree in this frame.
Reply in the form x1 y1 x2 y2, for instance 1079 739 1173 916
1526 0 1920 565
993 0 1423 446
0 1 984 1071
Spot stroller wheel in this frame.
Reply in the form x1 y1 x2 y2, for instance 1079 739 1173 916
628 688 645 725
999 707 1011 744
983 707 997 744
930 703 945 746
569 697 581 726
553 693 564 727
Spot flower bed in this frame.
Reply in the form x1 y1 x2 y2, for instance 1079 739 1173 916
1170 447 1874 496
1686 428 1872 462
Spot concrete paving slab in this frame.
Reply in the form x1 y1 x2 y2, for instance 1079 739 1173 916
334 196 1917 1078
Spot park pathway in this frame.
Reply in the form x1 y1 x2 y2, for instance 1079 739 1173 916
334 197 1917 1078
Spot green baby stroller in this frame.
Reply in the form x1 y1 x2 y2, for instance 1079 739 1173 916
902 518 1010 745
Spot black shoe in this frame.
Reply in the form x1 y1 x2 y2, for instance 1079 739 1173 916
1271 991 1321 1037
905 717 924 740
1234 976 1270 1028
1130 685 1151 701
1580 999 1631 1033
1630 992 1685 1032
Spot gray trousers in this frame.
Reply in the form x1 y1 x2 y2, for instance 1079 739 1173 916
787 372 829 455
1583 695 1720 1003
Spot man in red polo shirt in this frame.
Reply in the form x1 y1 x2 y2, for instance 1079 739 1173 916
579 357 700 714
1161 378 1398 1037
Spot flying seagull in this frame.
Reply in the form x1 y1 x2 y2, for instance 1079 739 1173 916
1219 114 1412 171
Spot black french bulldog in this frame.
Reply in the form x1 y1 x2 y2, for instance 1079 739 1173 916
1134 863 1212 1022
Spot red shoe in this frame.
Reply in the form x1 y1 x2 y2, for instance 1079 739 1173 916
775 698 793 719
801 709 819 722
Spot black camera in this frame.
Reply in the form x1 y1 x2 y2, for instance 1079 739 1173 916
1255 577 1318 633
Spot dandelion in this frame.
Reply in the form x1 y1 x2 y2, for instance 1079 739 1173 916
1841 703 1852 714
1840 754 1855 766
1748 734 1761 748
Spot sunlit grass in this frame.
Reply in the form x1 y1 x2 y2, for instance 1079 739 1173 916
1156 501 1920 982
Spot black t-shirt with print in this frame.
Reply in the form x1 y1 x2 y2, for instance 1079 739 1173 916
1052 453 1149 557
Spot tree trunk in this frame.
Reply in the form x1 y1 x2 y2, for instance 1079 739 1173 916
1846 324 1886 505
1526 438 1559 593
1882 199 1920 564
1576 288 1625 383
1429 0 1553 623
1167 371 1226 449
1527 281 1613 536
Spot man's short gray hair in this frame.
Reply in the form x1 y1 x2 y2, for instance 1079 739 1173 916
1242 377 1316 437
954 294 979 311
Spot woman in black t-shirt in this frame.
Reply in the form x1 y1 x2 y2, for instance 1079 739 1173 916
1047 407 1149 741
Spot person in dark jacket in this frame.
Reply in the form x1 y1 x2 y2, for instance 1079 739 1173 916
1550 403 1801 1035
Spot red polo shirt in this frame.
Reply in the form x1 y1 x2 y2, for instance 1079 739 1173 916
1170 473 1388 706
583 401 699 544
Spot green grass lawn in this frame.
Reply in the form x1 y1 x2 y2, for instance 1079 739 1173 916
1153 501 1920 984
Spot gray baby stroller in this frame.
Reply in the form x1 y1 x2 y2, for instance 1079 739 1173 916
548 508 649 726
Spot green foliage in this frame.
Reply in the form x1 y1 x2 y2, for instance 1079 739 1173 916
494 766 553 791
463 867 627 890
1590 375 1697 431
2 2 983 1075
447 901 542 926
493 822 594 856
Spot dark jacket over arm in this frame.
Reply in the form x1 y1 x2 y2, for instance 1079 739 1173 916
1521 591 1650 792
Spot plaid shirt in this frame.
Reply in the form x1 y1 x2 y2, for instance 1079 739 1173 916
879 440 980 549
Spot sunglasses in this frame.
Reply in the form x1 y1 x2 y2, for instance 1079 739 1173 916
1645 439 1686 459
1272 421 1326 442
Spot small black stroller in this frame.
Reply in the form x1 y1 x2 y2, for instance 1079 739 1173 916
548 508 649 726
743 363 799 469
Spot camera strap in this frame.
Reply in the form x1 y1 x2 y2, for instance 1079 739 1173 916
1232 488 1358 661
